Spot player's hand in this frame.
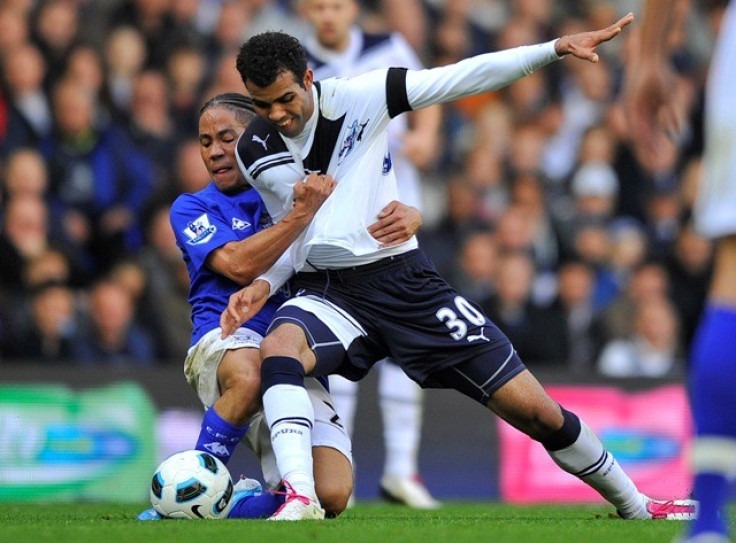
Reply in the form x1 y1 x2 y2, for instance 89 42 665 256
623 58 685 171
220 280 271 338
292 173 336 218
368 201 422 248
554 13 634 63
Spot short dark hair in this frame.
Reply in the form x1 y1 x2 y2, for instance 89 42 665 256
199 93 256 126
236 31 308 88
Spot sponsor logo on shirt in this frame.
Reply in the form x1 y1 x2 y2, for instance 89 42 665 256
184 213 217 245
231 217 251 230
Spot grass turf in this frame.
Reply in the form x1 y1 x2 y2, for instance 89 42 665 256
2 502 733 543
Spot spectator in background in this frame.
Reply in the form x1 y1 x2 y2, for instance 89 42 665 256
137 203 192 361
666 224 713 350
452 229 499 304
418 176 491 279
0 4 29 54
73 278 155 365
481 251 565 366
597 295 681 378
41 78 155 274
104 26 148 113
124 69 177 194
597 260 671 346
549 259 599 374
166 44 207 138
0 194 50 291
1 43 53 154
2 148 48 199
571 220 619 311
109 0 175 70
8 281 79 362
31 0 80 89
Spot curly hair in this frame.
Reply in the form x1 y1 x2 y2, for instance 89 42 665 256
199 93 256 126
236 31 308 89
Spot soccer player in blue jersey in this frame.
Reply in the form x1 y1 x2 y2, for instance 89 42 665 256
300 0 442 508
222 19 698 521
141 93 423 520
625 2 736 542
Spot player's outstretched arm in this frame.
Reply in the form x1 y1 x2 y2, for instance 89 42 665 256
208 173 335 285
220 279 271 338
554 13 634 63
368 201 422 248
623 1 683 169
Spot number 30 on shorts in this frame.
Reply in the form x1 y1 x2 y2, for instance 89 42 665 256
435 296 486 340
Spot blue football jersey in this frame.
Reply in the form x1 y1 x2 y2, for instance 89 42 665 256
170 182 286 346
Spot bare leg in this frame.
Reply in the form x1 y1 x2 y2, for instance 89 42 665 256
487 370 647 518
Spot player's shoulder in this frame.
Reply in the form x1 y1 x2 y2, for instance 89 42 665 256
237 117 292 169
171 184 215 214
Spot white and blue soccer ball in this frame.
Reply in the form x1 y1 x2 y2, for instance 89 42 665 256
150 450 234 519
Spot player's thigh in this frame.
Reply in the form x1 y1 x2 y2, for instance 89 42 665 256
266 300 363 377
431 349 563 440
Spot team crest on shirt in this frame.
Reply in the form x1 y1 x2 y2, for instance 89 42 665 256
184 213 217 245
231 217 251 230
338 118 370 164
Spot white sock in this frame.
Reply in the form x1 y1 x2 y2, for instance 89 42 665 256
379 360 423 478
263 384 316 500
547 420 647 518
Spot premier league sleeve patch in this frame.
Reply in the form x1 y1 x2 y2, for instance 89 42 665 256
183 213 217 245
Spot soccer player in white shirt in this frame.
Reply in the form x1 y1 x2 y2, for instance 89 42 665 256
224 18 696 522
300 0 442 508
625 2 736 541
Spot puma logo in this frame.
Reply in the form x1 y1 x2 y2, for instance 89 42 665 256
467 327 490 343
252 133 270 150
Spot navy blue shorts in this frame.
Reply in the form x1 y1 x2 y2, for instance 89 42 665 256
268 249 526 404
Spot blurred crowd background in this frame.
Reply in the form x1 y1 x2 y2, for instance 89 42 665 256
0 0 726 379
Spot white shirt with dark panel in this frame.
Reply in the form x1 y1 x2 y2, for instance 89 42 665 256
304 26 427 209
235 40 562 291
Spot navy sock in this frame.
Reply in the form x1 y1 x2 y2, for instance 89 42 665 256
260 356 306 393
195 407 249 465
226 492 285 519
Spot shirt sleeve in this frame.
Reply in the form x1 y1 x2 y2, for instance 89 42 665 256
170 194 239 272
256 248 295 297
403 40 562 112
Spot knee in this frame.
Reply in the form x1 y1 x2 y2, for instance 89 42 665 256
317 478 353 518
507 402 565 442
260 332 283 358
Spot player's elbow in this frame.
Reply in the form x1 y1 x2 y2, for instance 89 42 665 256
213 246 260 285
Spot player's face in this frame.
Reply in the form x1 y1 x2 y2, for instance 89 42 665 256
198 107 248 194
246 69 314 139
304 0 358 51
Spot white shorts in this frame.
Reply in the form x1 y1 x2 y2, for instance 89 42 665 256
183 327 352 489
695 2 736 239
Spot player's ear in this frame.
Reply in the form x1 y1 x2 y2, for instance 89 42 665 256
303 68 314 90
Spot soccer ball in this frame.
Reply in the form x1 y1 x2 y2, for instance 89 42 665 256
150 450 234 519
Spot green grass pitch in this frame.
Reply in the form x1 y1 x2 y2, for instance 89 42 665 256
5 502 734 543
